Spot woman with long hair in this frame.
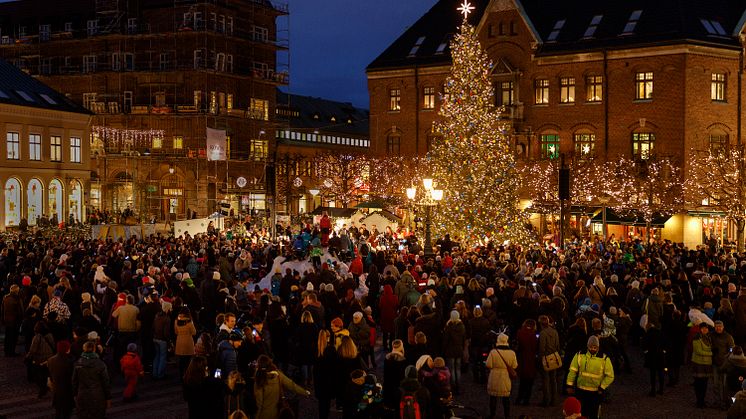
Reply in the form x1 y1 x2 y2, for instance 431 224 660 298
314 329 338 419
336 336 365 417
295 310 319 387
564 317 588 369
182 356 224 419
23 295 42 353
254 354 309 419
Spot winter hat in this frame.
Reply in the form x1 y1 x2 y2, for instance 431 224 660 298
496 333 509 347
56 340 71 354
415 355 433 371
563 396 582 415
213 272 221 280
631 280 640 289
325 283 334 292
391 339 405 356
22 276 31 286
587 335 600 348
306 283 314 291
405 365 418 379
88 331 99 340
229 332 243 342
183 278 195 288
161 301 173 313
427 279 436 287
450 310 460 322
127 343 137 352
331 317 344 329
353 311 364 321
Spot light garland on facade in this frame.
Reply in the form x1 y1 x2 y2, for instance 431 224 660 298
91 126 166 148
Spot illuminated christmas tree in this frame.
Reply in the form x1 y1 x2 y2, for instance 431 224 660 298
429 2 533 246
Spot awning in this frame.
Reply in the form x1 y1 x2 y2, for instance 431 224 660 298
590 208 671 227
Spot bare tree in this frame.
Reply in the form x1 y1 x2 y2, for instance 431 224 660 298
311 151 370 208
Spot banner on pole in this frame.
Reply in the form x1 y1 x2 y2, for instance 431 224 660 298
206 128 227 161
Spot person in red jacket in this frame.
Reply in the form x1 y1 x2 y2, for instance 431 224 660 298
320 211 332 247
120 343 144 402
378 285 399 349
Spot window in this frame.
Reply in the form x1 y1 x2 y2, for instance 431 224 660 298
193 90 202 109
622 10 643 34
39 24 50 42
586 75 603 102
709 132 728 153
50 136 61 161
193 49 202 69
540 134 560 159
249 98 269 120
701 19 727 36
83 93 97 110
83 55 96 73
209 91 217 114
250 139 268 161
155 91 166 107
548 19 565 41
389 88 401 111
423 86 436 109
712 73 726 102
6 132 19 160
219 15 226 33
227 94 233 111
152 137 162 149
159 52 170 70
632 132 655 160
127 18 137 34
635 72 653 100
210 13 217 31
386 132 401 155
574 133 595 157
64 22 73 32
409 36 426 57
226 54 233 73
123 91 132 113
215 53 225 72
219 92 226 112
70 137 81 163
123 53 134 71
535 79 549 104
173 136 183 149
499 81 514 106
87 19 98 36
227 17 233 35
583 15 603 38
112 53 121 71
560 77 575 103
252 25 268 42
29 134 41 161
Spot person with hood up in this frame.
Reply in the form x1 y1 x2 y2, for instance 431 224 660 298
120 343 144 402
379 284 399 349
72 341 111 419
442 310 466 393
399 364 431 419
395 270 418 299
486 333 518 419
643 288 664 330
563 396 586 419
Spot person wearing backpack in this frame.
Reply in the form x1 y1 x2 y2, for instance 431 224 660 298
399 365 430 419
486 333 517 419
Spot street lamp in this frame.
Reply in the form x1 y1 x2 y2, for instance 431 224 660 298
406 178 443 256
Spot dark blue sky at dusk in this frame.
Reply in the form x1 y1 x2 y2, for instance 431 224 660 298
283 0 437 109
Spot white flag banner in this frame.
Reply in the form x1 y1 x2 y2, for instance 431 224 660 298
206 127 227 161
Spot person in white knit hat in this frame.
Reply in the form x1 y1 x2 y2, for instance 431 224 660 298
486 333 517 419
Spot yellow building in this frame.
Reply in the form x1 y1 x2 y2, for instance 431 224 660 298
0 58 91 228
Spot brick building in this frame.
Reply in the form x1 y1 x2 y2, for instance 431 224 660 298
0 58 91 229
367 0 746 246
0 0 287 220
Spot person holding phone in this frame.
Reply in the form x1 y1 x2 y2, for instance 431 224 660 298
183 356 224 419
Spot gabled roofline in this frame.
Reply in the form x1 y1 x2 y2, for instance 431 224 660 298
475 0 542 44
734 9 746 37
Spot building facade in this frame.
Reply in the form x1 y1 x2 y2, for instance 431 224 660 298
367 0 746 246
274 92 370 214
0 59 91 229
0 0 287 221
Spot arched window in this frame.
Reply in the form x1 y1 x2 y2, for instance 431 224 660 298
49 179 64 221
27 179 43 225
68 180 83 223
709 129 728 153
632 131 655 160
386 129 402 155
5 178 21 227
539 131 560 159
573 131 595 158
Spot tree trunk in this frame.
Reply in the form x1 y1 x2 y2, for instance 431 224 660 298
737 218 745 252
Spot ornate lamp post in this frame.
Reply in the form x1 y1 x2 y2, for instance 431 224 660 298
406 178 443 256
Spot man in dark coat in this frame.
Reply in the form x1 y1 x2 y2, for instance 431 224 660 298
137 291 162 371
1 284 24 356
414 304 442 355
48 340 75 419
72 341 111 419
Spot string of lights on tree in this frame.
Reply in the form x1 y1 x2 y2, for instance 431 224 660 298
685 145 746 250
428 2 534 246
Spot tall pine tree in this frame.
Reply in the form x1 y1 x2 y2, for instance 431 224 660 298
429 9 533 246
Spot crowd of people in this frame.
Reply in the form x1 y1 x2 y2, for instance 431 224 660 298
3 222 746 419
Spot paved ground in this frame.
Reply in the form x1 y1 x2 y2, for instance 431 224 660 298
0 335 730 419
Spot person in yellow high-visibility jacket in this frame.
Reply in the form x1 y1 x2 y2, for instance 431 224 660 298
566 335 614 419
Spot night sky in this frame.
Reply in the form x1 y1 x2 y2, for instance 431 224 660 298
284 0 438 109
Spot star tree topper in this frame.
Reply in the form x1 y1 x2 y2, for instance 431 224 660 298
457 0 475 20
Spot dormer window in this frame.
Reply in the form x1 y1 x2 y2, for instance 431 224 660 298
622 10 642 35
701 19 727 36
408 36 426 57
583 15 603 38
547 19 565 42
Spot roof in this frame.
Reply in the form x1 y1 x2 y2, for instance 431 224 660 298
368 0 745 71
361 209 402 223
276 91 369 137
0 58 91 115
310 206 358 218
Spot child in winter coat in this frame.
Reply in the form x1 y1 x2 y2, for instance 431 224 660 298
120 343 144 401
